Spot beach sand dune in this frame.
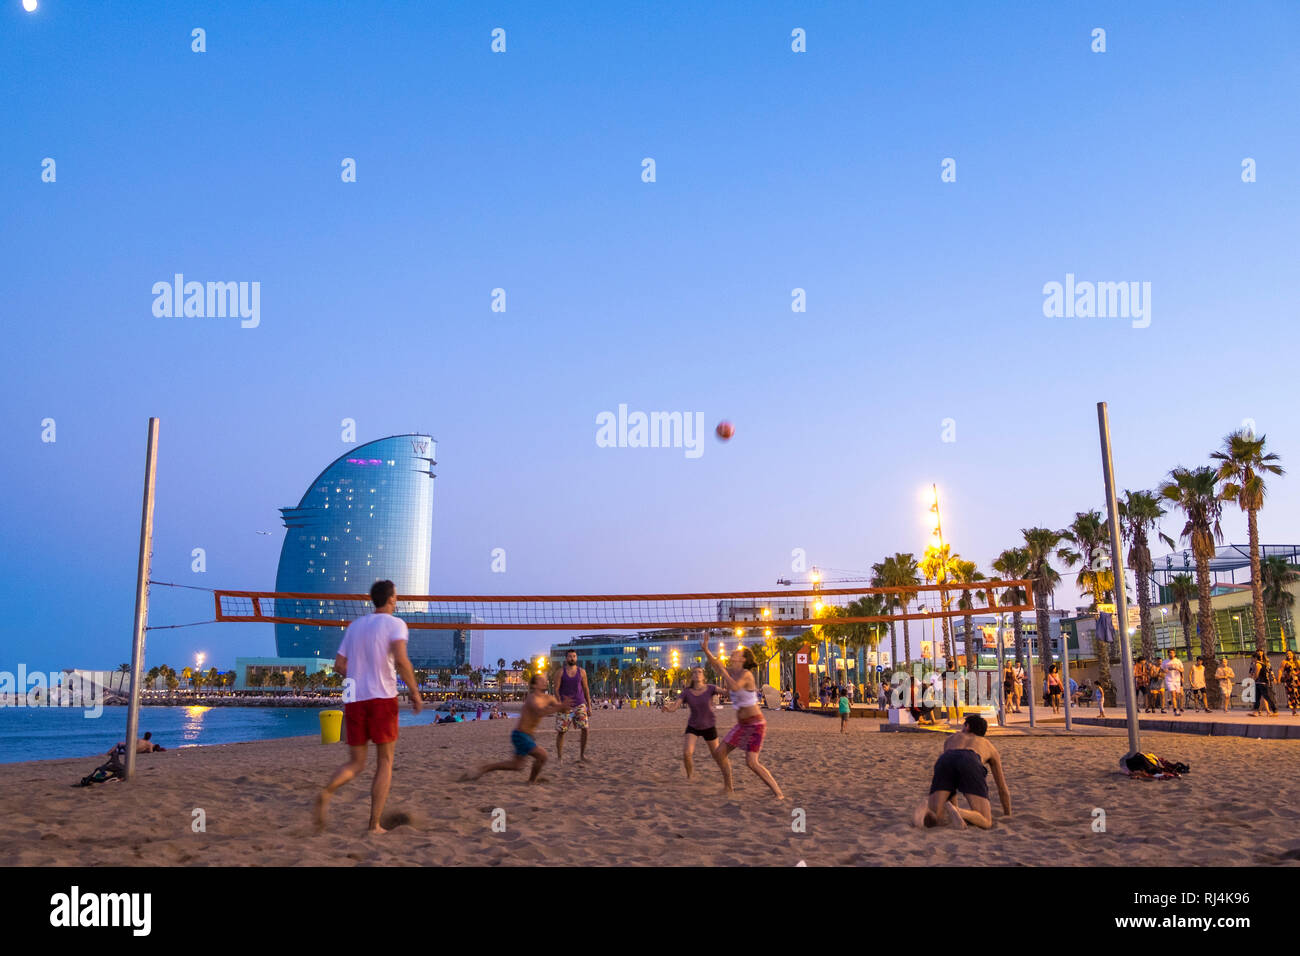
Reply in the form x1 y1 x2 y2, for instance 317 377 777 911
3 709 1299 866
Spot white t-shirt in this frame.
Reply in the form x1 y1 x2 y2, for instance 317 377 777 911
1162 657 1184 691
337 612 408 702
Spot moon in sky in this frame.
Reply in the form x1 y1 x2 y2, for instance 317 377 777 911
23 0 38 13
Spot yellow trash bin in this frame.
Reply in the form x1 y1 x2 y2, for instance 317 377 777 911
319 709 343 744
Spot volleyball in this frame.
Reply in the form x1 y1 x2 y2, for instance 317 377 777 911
715 421 735 441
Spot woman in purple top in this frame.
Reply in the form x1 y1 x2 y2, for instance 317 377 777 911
663 668 723 778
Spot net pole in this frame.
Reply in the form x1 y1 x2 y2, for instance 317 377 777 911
1098 401 1141 758
1025 633 1037 729
125 417 159 783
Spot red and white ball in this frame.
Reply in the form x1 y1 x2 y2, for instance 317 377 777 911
715 421 735 441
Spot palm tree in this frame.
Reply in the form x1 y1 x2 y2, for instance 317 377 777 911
1066 509 1113 609
872 553 920 669
1212 429 1285 654
991 547 1031 663
1021 528 1080 679
1119 490 1176 663
1160 466 1225 707
497 657 506 674
920 544 960 665
949 559 986 668
1167 573 1196 656
1260 555 1299 645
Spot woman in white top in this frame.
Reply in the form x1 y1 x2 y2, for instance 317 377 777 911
699 639 784 799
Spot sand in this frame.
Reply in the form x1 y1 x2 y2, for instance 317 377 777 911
3 708 1299 866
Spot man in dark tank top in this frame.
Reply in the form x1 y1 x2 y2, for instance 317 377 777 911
551 650 592 762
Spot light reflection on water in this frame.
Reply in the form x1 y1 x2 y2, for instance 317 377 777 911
180 705 211 744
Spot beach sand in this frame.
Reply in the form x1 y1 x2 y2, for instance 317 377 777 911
3 708 1299 866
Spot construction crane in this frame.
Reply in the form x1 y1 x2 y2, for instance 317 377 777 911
775 566 872 588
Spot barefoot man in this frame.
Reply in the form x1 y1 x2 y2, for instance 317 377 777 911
911 714 1010 830
461 673 572 784
551 649 592 763
315 580 423 834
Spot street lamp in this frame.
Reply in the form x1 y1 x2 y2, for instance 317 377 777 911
927 483 952 667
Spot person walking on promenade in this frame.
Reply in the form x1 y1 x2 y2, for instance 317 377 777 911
1252 651 1278 716
1093 681 1105 717
315 579 424 834
1133 656 1150 713
663 668 723 778
699 639 784 799
1012 660 1025 713
1162 649 1185 717
1148 660 1166 713
551 649 592 762
1188 656 1209 713
1046 665 1063 715
1279 650 1300 717
1216 658 1236 712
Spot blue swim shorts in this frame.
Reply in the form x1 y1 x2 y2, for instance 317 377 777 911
511 729 536 757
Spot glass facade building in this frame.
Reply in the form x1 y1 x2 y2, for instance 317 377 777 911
273 435 473 669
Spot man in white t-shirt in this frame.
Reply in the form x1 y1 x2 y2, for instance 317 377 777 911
314 579 423 834
1162 649 1185 717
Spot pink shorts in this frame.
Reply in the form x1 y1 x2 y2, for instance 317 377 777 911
723 717 766 753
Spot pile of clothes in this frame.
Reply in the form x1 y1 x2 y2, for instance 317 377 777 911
1122 751 1190 779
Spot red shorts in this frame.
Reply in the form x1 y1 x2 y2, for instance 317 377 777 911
723 717 766 753
344 697 399 746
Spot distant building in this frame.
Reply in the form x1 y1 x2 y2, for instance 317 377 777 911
265 434 475 671
233 657 334 691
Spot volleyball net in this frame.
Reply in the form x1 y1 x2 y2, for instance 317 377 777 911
207 580 1034 632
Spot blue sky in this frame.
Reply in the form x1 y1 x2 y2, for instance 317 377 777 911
3 0 1298 673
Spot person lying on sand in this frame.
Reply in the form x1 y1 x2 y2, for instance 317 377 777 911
460 673 572 784
911 714 1010 830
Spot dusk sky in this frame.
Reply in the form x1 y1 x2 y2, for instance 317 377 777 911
3 0 1298 674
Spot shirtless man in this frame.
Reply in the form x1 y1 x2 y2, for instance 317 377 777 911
911 714 1010 830
108 731 161 755
460 673 572 784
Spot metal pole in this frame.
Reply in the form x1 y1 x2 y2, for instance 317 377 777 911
1025 633 1037 729
1061 620 1073 730
1098 402 1140 758
125 417 159 782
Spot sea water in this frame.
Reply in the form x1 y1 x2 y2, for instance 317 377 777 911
0 704 513 765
